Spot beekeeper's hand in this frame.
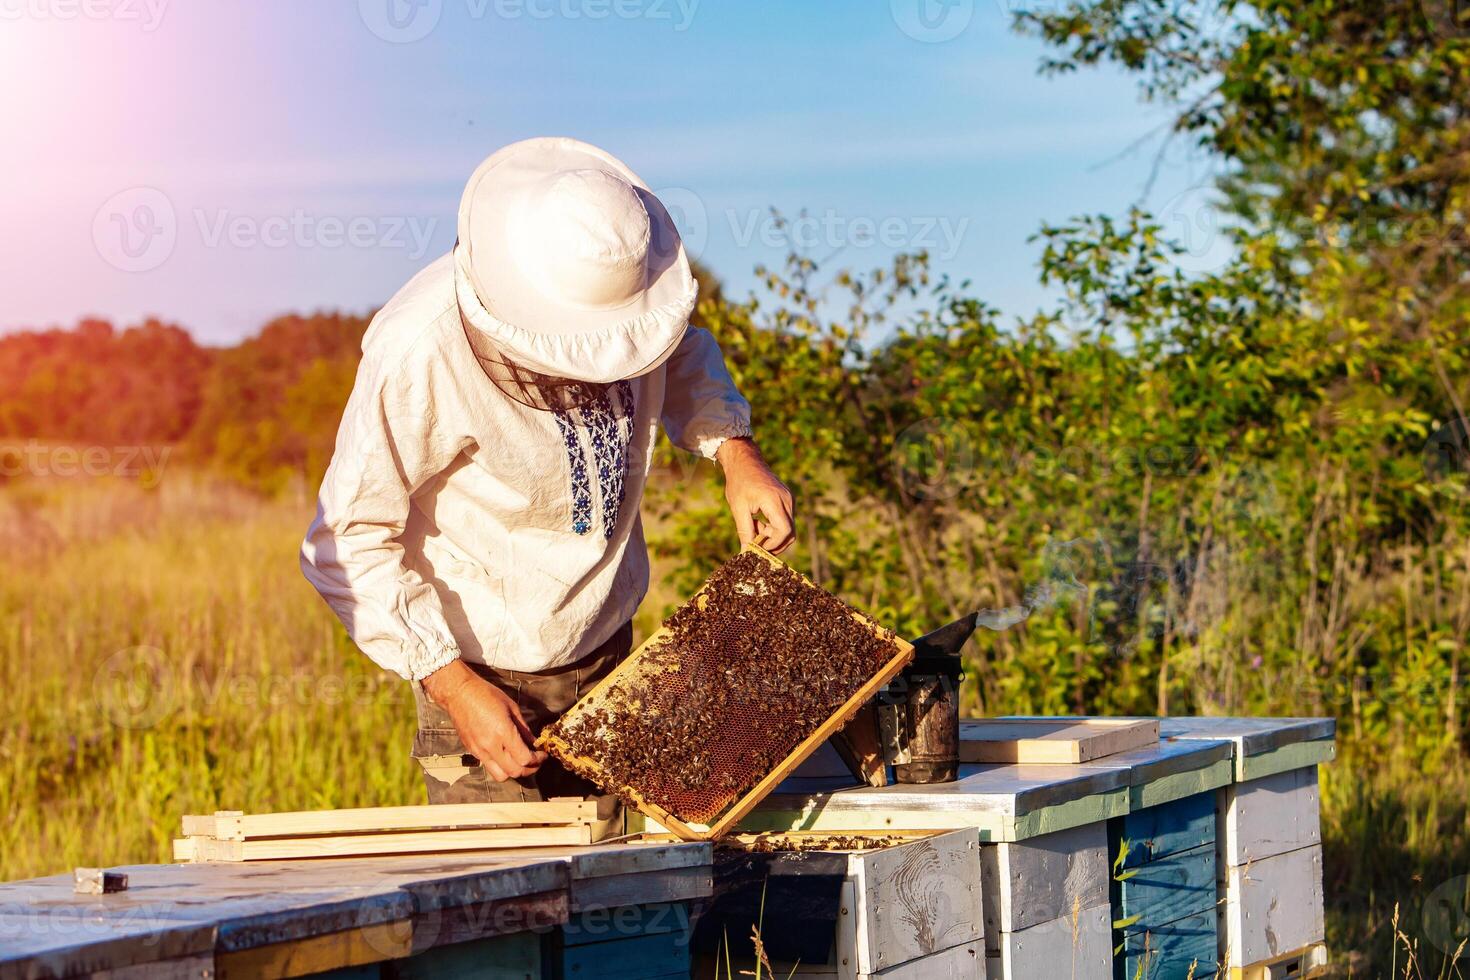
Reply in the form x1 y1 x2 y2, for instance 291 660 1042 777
422 661 547 781
717 437 796 555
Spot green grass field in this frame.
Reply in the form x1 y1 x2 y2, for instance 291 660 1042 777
2 473 1467 976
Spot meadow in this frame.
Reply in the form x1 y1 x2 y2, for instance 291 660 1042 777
3 460 1467 977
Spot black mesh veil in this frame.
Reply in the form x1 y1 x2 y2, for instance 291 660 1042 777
459 308 613 413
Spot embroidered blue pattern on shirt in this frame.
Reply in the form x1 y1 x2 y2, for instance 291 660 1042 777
554 381 636 538
553 410 593 535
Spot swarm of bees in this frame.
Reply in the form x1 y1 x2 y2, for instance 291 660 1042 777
544 552 902 824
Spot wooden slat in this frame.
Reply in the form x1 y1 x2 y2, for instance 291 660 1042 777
183 800 605 841
214 920 412 980
864 939 983 978
550 929 691 980
180 824 597 862
1221 845 1326 968
959 718 1159 764
570 865 711 913
1120 790 1216 868
539 544 914 841
741 762 1131 842
1116 843 1217 932
412 889 567 952
1230 941 1329 979
979 822 1108 935
560 902 691 946
832 704 888 787
1120 906 1219 980
848 829 983 974
1219 767 1321 866
384 930 539 980
985 903 1113 980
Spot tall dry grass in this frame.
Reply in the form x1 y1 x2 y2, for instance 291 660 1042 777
0 475 419 880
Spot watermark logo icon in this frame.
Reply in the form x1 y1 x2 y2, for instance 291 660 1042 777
1423 0 1470 39
359 0 443 42
93 187 176 273
1424 875 1470 957
1424 417 1470 485
654 187 709 262
893 418 974 501
891 0 974 42
1159 184 1233 275
93 647 178 730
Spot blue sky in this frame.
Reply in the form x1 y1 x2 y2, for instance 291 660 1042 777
0 0 1224 344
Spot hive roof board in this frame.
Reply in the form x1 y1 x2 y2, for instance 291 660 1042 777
753 722 1287 841
1002 715 1338 781
0 843 711 979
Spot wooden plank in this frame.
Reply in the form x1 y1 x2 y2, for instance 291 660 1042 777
1120 791 1216 868
1129 756 1234 812
867 939 982 978
383 930 539 980
735 785 1128 842
538 544 915 841
0 854 571 977
960 719 1158 764
310 966 381 980
1003 716 1336 782
985 903 1112 980
1239 739 1335 783
1116 843 1217 934
485 840 711 882
550 929 691 980
1219 767 1321 867
212 892 414 954
745 762 1130 842
476 840 713 912
832 703 889 787
560 902 691 946
0 913 215 980
569 865 711 913
1221 845 1326 969
214 920 411 980
1076 737 1233 784
412 889 566 952
979 822 1109 935
89 952 217 980
180 824 597 862
183 800 607 840
1229 941 1329 979
848 829 983 974
1119 906 1219 980
1158 717 1335 758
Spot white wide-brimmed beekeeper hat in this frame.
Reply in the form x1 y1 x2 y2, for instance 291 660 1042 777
454 136 698 385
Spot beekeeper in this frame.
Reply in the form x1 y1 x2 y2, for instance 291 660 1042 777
301 137 794 803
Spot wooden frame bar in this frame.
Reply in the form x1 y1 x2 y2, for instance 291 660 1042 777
181 799 610 841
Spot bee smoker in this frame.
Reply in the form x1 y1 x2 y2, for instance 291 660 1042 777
869 613 977 784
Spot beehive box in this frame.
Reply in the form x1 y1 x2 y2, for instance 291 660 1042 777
709 829 985 978
540 546 913 840
978 823 1113 980
1217 768 1326 973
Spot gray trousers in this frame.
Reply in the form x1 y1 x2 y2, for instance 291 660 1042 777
410 622 634 803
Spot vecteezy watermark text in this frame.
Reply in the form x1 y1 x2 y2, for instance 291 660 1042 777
729 209 970 262
93 186 440 274
357 0 699 43
193 209 437 258
0 442 171 486
0 0 168 30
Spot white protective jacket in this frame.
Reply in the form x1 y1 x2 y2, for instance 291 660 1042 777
300 253 751 680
